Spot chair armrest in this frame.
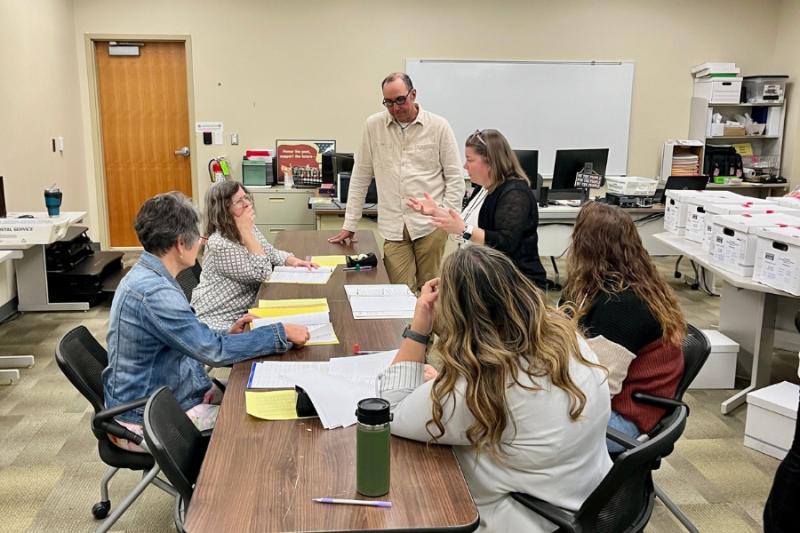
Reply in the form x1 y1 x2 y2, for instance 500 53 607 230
606 427 639 449
93 396 151 445
632 392 688 413
510 492 578 532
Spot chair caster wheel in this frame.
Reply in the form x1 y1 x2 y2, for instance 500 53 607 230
690 283 700 290
674 271 682 279
92 500 111 519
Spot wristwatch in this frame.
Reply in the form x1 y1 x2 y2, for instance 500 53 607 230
462 224 474 241
401 325 431 346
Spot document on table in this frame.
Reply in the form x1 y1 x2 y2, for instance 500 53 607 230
244 390 299 420
247 361 330 388
245 350 399 429
266 266 334 284
251 312 339 346
344 284 416 319
310 255 347 267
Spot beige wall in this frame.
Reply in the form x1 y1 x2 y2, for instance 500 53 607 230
0 0 793 307
0 0 86 304
71 0 782 243
774 0 800 190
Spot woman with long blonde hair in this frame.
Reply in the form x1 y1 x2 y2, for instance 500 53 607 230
379 246 611 532
562 201 686 447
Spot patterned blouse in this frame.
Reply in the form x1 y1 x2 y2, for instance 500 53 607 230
191 228 291 330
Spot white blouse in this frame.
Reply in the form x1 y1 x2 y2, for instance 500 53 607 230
457 187 488 248
378 337 612 532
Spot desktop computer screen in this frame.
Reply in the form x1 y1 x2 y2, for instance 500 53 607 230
550 148 610 200
323 152 354 184
337 173 378 204
513 150 539 187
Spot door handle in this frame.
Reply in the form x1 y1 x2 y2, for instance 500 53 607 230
174 146 191 157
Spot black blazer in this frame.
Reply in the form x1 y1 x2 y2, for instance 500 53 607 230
469 177 546 288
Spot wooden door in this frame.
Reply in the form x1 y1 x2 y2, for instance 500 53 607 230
95 41 192 247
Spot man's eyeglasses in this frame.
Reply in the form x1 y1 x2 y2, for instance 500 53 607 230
382 89 413 108
231 194 254 209
473 129 487 146
199 235 209 244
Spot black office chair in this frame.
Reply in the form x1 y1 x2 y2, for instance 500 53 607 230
175 259 202 302
55 326 176 533
512 404 689 532
611 324 710 533
144 386 211 532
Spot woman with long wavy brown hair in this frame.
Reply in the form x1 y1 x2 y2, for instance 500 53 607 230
379 246 611 532
562 201 686 448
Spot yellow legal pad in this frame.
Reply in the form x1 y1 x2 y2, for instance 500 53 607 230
249 298 330 318
245 390 299 420
310 255 347 267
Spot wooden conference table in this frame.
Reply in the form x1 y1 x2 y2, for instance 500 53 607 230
186 231 480 533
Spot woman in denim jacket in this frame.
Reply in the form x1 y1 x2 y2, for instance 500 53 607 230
102 192 310 450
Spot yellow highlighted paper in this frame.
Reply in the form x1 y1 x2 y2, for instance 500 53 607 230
310 255 347 267
249 298 330 318
258 298 328 309
245 390 299 420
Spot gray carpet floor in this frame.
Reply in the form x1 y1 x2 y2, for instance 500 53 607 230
0 256 797 532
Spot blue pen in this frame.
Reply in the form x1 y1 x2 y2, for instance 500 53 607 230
343 266 373 272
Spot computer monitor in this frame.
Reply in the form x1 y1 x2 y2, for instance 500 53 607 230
551 148 610 200
322 152 354 184
654 175 709 204
513 150 538 187
337 173 378 204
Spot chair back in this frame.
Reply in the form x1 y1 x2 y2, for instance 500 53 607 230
574 405 688 532
144 387 209 506
176 259 202 302
55 326 108 428
674 324 711 402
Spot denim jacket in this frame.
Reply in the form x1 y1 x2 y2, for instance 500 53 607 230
103 252 290 424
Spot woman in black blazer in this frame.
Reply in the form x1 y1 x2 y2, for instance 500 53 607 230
407 129 547 289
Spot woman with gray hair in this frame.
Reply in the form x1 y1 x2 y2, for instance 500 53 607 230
103 192 310 451
192 181 317 330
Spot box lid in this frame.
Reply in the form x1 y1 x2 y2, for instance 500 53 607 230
701 329 740 353
694 77 743 84
747 381 799 419
776 196 800 209
686 196 769 209
705 203 785 216
743 75 789 81
666 190 737 201
713 213 800 233
755 225 800 247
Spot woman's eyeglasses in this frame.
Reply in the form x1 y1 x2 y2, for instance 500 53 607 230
382 89 413 108
231 194 254 209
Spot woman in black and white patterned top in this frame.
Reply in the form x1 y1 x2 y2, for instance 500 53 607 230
192 181 317 330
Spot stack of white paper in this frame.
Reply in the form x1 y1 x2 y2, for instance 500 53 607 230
267 266 335 284
251 311 338 345
246 350 399 428
344 284 416 319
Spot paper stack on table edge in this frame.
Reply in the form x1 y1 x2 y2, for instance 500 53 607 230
246 350 399 428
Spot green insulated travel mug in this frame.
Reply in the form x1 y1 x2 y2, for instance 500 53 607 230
356 398 392 496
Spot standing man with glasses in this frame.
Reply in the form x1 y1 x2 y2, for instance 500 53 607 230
328 72 464 292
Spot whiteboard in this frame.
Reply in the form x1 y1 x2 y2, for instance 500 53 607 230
406 60 635 177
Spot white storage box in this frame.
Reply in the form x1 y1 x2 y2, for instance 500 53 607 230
664 190 740 236
775 196 800 210
710 213 800 276
683 194 750 243
699 200 787 250
606 176 658 196
689 330 738 389
753 225 800 295
693 77 743 104
744 381 799 459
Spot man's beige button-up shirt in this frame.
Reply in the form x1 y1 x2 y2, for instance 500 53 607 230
342 107 465 241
